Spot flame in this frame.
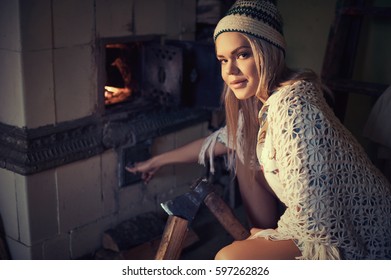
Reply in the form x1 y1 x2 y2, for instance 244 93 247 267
104 86 131 105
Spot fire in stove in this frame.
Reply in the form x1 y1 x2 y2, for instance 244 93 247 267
101 37 222 113
104 86 131 105
104 43 142 106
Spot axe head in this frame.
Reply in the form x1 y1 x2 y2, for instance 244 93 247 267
160 177 213 223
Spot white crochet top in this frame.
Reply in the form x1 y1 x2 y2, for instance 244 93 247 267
200 80 391 259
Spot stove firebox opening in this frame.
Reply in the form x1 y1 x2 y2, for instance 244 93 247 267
104 42 142 106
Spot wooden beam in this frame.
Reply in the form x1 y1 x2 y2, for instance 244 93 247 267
326 79 388 98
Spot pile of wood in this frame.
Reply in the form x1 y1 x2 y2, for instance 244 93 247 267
95 212 199 260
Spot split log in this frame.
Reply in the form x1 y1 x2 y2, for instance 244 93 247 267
154 216 189 260
121 229 199 260
102 212 166 252
101 211 200 260
96 229 199 260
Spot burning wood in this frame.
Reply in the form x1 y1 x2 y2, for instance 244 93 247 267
105 52 133 105
104 86 131 105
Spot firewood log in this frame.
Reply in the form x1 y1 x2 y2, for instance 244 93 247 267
102 212 166 252
121 229 199 260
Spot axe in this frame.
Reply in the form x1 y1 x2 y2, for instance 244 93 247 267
155 178 250 260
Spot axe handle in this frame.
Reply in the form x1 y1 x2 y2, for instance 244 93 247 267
155 215 188 260
204 192 251 241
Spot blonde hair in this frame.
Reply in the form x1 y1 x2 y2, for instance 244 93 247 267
223 34 320 176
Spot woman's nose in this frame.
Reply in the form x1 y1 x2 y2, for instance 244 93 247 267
226 60 239 75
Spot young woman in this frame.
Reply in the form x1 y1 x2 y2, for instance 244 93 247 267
127 0 391 260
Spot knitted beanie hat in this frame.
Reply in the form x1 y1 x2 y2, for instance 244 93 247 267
213 0 286 52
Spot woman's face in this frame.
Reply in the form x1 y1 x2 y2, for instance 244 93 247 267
215 32 260 100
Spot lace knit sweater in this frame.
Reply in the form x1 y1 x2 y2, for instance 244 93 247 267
200 80 391 259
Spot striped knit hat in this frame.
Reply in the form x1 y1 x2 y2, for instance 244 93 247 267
213 0 285 52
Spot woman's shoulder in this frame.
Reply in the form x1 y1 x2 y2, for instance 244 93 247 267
266 79 328 119
267 80 324 108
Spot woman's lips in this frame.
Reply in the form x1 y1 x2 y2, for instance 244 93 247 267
230 79 247 89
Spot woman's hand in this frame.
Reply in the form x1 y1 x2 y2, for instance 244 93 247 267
125 158 160 184
248 228 264 239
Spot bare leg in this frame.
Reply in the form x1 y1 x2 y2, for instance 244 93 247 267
215 235 301 260
235 159 280 229
214 160 297 260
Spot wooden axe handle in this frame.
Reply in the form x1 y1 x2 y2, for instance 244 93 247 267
204 192 251 241
155 215 189 260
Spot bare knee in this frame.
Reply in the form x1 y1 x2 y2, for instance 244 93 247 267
214 238 301 260
214 244 236 260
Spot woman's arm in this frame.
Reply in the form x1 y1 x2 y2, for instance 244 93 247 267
126 137 228 183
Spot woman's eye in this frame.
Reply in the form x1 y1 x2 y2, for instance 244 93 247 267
238 52 248 59
219 59 227 65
